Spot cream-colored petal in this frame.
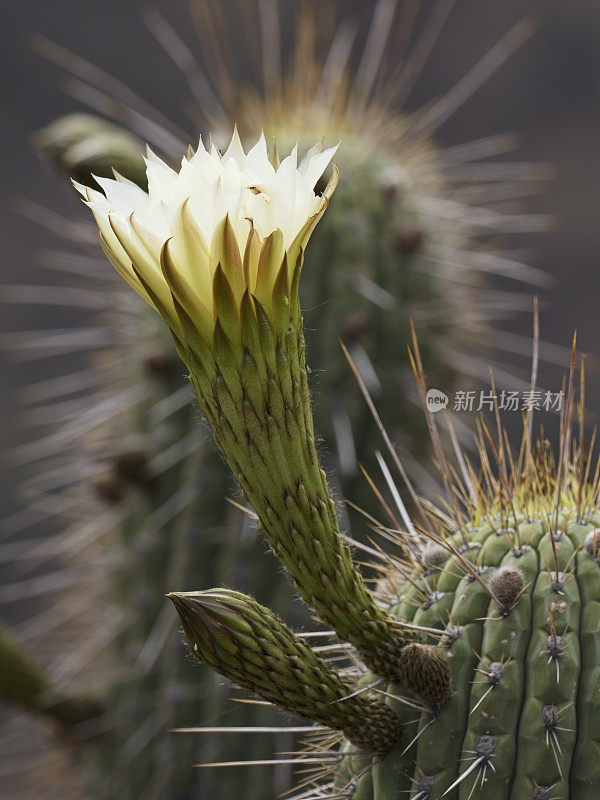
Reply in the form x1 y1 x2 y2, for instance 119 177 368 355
93 175 148 213
86 199 132 270
161 238 213 338
298 143 339 189
98 233 152 306
77 131 337 335
254 228 284 309
108 213 177 326
245 132 275 182
168 200 214 302
223 125 246 166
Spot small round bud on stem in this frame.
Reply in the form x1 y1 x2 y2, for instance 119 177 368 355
397 643 452 710
489 566 524 609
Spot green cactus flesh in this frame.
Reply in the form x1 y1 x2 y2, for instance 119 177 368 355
333 514 600 799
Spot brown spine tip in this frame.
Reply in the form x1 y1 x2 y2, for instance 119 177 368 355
143 348 181 380
92 469 125 504
115 449 149 481
396 227 425 255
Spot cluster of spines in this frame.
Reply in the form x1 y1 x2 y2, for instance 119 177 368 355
320 510 600 800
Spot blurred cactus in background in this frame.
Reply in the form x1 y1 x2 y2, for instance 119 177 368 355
1 2 553 799
33 114 148 189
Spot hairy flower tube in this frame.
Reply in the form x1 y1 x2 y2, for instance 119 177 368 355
76 131 449 695
168 590 403 753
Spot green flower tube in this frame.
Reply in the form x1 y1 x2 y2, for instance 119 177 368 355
169 589 402 753
75 130 443 690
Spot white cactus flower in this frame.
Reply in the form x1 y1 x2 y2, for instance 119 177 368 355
75 129 338 340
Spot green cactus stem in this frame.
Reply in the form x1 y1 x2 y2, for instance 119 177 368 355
0 620 102 733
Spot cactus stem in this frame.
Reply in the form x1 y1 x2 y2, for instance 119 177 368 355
0 621 103 735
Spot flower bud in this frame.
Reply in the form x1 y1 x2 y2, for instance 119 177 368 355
168 589 402 753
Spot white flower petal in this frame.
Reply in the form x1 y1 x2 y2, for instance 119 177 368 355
245 132 275 182
299 144 339 190
93 175 147 213
78 131 336 330
223 126 246 166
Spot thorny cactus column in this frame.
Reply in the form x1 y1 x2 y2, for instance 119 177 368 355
76 131 450 702
326 504 600 799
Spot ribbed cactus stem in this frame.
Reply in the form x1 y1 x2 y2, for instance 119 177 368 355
0 620 102 732
168 589 402 753
334 510 600 799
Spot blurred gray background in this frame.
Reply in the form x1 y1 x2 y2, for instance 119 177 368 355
2 0 600 519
